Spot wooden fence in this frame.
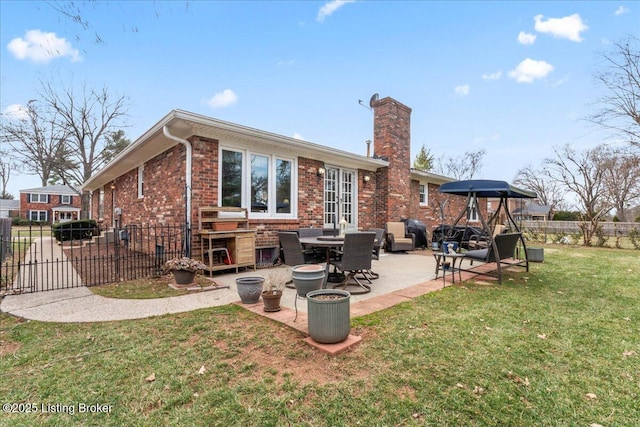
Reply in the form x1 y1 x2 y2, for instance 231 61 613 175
521 221 638 236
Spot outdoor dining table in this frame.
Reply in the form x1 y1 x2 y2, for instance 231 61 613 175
299 235 346 285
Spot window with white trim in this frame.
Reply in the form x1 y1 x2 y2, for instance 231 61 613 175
30 193 48 203
29 210 48 222
220 148 294 217
419 184 428 206
98 188 105 219
61 195 71 204
138 165 144 198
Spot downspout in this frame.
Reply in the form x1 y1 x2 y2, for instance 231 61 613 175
163 126 193 257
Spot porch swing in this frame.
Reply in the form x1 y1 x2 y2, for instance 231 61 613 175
438 180 537 283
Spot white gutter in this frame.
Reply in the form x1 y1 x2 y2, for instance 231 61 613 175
162 126 193 253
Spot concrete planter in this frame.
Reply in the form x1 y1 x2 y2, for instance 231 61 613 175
527 247 544 262
236 277 264 304
306 289 350 344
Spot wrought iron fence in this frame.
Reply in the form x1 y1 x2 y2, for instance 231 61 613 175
1 223 187 294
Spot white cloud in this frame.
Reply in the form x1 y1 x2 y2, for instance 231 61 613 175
2 104 29 120
277 59 295 66
203 89 238 108
292 132 304 140
317 0 355 23
7 29 81 63
482 71 502 81
518 31 537 45
615 6 629 16
534 14 588 42
454 85 470 96
508 58 554 83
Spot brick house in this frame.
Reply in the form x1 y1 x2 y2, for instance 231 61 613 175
19 184 82 223
82 96 485 254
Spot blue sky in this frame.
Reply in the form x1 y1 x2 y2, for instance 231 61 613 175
1 1 638 198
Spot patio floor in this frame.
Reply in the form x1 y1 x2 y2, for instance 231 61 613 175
213 249 515 355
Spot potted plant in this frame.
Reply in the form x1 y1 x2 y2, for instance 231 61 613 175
163 257 207 286
306 289 351 343
261 270 288 312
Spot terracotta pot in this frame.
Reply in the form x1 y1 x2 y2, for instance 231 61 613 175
262 290 282 312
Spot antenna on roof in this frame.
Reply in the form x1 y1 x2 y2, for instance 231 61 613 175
358 93 379 111
358 99 371 111
369 93 379 108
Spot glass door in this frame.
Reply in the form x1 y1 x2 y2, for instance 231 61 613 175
323 166 357 230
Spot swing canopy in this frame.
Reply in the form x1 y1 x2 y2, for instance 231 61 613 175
438 180 536 199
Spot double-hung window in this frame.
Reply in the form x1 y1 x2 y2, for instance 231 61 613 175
419 184 428 206
61 195 71 204
30 193 48 203
29 210 48 222
220 148 294 217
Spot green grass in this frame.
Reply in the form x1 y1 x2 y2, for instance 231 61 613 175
90 274 216 299
1 245 638 426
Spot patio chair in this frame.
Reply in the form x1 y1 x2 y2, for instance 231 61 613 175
385 222 415 252
298 227 325 259
358 228 385 281
279 232 324 288
467 224 506 250
330 232 376 294
297 228 323 238
463 232 525 284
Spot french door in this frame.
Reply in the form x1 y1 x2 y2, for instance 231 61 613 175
323 166 357 230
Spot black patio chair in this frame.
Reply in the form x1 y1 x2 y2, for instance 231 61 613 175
330 232 376 295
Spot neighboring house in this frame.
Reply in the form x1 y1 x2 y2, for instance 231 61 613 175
512 201 551 221
82 96 485 255
19 184 82 223
0 199 20 219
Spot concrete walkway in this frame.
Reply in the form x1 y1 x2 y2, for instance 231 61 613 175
1 244 500 325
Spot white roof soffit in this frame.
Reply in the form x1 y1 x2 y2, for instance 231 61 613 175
83 110 387 191
410 169 455 184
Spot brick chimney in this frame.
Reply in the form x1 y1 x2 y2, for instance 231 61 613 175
372 97 412 225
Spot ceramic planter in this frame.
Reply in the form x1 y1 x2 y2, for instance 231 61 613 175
236 276 264 304
172 270 196 285
306 289 350 344
291 264 326 297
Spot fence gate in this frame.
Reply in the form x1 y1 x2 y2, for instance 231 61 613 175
1 223 186 294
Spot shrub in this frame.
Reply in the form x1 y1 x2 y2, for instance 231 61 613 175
629 227 640 250
52 220 99 242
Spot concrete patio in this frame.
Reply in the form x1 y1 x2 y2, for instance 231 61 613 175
213 249 506 355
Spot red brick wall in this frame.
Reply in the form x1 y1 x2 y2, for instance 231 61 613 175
372 97 412 223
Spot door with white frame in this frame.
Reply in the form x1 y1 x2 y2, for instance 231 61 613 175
323 166 357 230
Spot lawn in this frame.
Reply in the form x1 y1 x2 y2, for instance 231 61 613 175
0 245 638 426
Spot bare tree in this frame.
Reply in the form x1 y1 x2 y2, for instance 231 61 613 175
543 144 611 245
0 153 18 199
39 80 130 216
601 147 640 221
513 165 566 216
434 149 486 180
588 36 640 148
0 100 68 186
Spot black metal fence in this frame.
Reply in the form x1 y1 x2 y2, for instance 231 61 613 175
1 223 187 294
